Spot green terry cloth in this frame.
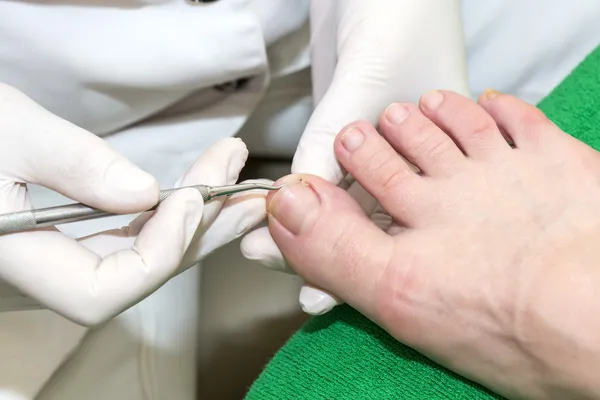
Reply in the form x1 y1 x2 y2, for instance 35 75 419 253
245 44 600 400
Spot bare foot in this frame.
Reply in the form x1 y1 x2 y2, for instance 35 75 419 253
266 90 600 400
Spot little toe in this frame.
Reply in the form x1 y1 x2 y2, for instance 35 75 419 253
419 90 511 159
478 89 561 149
379 102 465 177
334 122 421 223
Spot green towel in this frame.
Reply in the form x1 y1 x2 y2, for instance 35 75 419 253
246 45 600 400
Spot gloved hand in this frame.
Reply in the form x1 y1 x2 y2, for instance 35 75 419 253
0 83 267 326
242 0 471 315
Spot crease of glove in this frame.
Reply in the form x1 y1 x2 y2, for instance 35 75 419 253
0 86 267 327
244 0 470 315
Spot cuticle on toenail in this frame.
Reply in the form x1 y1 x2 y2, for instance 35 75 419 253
420 90 444 111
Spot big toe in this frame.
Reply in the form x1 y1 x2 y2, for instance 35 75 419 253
267 174 393 317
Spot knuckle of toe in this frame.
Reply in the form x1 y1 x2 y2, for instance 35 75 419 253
469 120 497 138
404 126 454 164
421 133 454 161
406 125 436 149
378 161 408 192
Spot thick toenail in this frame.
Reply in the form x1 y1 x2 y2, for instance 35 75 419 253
340 127 364 152
385 103 410 124
420 90 444 111
483 88 501 100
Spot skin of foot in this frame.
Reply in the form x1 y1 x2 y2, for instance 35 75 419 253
266 90 600 400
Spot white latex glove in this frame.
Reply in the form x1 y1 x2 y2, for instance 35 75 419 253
242 0 471 315
0 83 267 326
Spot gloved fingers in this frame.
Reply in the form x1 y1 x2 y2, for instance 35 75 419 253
291 1 340 183
0 188 204 326
180 179 270 269
81 137 252 272
241 226 291 273
79 137 250 267
291 64 398 184
126 211 155 237
76 226 136 257
119 138 248 241
175 137 249 238
126 171 266 248
0 84 158 214
291 21 394 184
75 210 156 257
0 181 30 216
299 284 343 315
309 0 337 104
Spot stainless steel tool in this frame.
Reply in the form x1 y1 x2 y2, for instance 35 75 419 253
0 182 282 235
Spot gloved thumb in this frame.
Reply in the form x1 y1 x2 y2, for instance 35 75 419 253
0 84 158 213
291 75 385 184
293 0 469 184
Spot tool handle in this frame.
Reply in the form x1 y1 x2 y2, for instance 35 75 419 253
0 211 37 235
0 185 211 235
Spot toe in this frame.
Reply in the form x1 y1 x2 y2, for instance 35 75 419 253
478 89 560 149
419 90 510 159
334 122 421 224
267 175 394 318
379 102 465 177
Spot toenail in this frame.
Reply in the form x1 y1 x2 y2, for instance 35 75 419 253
340 127 364 152
420 90 444 111
268 180 320 235
385 103 410 124
483 88 501 100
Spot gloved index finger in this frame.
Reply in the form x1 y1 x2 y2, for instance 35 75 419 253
0 84 158 215
0 188 204 326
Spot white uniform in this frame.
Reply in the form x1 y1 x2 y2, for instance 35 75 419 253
0 1 598 399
